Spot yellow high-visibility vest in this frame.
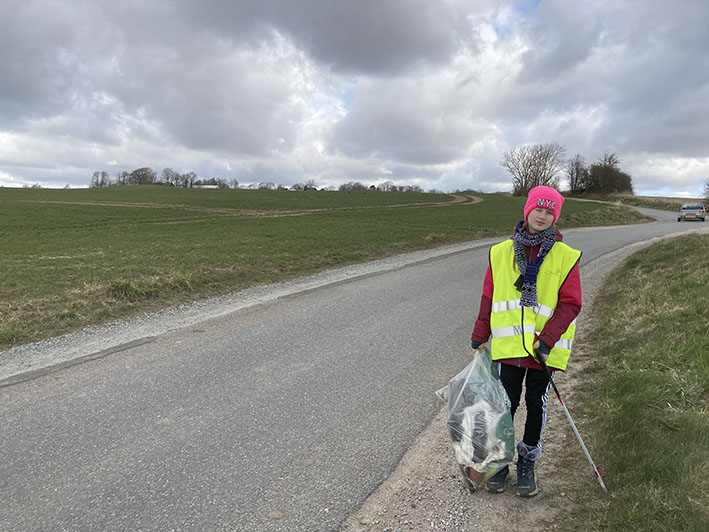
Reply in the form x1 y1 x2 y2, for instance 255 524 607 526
489 239 581 370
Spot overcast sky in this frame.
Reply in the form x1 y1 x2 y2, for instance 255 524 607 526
1 0 708 196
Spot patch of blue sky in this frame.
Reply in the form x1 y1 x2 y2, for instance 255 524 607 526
340 88 356 112
515 0 542 16
639 186 701 198
494 0 540 37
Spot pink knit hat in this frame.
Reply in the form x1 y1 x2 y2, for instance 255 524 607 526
524 186 564 223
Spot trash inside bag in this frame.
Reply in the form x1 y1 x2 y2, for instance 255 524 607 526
436 346 514 484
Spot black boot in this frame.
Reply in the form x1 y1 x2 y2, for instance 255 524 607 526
516 455 539 497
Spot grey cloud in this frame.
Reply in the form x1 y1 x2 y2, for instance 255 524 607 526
1 1 310 156
595 94 709 158
274 0 461 74
516 2 603 82
329 76 487 165
1 0 469 161
120 42 304 156
491 0 709 161
179 0 463 74
0 2 82 124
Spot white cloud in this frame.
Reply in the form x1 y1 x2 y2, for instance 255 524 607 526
0 169 28 188
0 0 707 196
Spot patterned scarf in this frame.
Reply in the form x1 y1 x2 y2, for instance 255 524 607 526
512 221 557 307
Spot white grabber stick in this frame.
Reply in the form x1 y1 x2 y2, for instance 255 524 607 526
536 350 609 493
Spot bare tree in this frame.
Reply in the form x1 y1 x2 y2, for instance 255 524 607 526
115 170 130 186
90 171 111 187
181 171 197 188
500 142 567 195
599 151 621 168
161 167 180 187
567 154 588 194
703 179 709 200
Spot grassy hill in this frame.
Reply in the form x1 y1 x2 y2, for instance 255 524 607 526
567 193 703 212
0 186 650 350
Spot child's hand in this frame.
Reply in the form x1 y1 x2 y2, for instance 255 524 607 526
533 340 549 362
471 341 485 354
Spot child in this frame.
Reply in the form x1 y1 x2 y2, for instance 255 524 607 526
469 185 582 497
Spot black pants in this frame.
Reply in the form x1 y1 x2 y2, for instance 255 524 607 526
498 364 553 459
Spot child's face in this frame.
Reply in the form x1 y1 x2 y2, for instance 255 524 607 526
527 207 554 233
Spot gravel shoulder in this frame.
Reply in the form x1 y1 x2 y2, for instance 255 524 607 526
0 238 502 385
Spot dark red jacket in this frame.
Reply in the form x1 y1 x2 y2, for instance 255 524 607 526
471 227 582 370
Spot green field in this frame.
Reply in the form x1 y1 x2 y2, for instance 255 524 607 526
0 186 650 351
569 234 709 531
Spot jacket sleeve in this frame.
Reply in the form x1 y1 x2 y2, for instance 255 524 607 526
537 261 582 348
471 265 494 343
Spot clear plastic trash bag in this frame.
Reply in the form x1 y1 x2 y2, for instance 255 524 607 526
436 346 514 484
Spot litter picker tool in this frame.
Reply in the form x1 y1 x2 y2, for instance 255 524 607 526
535 348 608 493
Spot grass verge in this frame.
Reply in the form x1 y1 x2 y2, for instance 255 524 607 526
0 187 650 351
569 233 709 531
567 193 694 212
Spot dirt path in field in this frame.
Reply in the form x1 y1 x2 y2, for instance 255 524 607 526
21 194 481 221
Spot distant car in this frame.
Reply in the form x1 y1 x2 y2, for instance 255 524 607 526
677 202 706 222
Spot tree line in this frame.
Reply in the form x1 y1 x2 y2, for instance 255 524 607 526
91 148 640 197
338 181 423 192
500 142 634 195
89 169 425 192
90 168 238 189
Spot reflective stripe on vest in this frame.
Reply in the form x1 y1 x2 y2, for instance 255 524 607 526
491 325 574 351
491 299 577 324
489 239 581 371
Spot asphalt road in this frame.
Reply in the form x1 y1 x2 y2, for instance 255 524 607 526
1 207 705 532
